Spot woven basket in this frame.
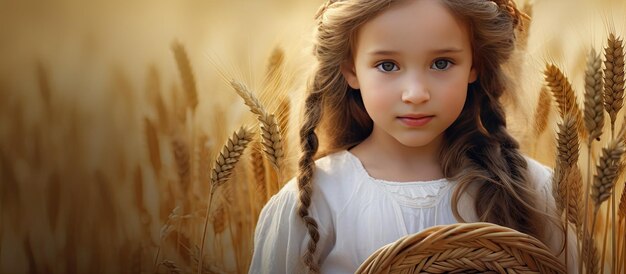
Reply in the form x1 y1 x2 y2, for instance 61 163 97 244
355 222 565 274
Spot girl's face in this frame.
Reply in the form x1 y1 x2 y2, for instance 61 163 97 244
342 0 477 149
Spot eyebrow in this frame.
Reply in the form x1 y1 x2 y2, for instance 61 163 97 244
368 48 464 55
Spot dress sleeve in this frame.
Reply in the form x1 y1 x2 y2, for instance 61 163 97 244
248 180 335 274
532 162 579 274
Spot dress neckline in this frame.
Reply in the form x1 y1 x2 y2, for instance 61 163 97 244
343 150 450 187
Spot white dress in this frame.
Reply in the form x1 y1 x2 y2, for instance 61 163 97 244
249 150 573 274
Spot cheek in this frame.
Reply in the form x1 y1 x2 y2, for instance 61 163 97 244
437 81 468 109
360 77 396 102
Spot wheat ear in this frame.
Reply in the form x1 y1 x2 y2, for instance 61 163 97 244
172 137 191 210
534 86 552 136
230 80 284 171
603 33 625 136
144 118 162 174
199 126 253 274
515 1 533 50
556 115 580 168
566 166 584 233
263 46 285 89
277 97 290 147
545 64 586 139
584 48 605 142
146 65 169 133
209 126 254 188
553 115 579 213
171 41 199 112
582 231 600 274
591 134 625 211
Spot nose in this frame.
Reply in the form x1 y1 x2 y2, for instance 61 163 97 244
401 74 430 104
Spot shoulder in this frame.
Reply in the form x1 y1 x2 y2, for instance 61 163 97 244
524 156 553 181
266 149 358 220
522 155 559 218
523 155 553 193
282 149 360 193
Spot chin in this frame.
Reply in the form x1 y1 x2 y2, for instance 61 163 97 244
395 135 440 148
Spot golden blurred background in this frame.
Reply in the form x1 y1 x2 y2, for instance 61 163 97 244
0 0 625 273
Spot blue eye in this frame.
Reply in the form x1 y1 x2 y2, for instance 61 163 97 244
431 59 452 70
376 61 399 72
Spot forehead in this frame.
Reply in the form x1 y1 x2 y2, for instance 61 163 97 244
355 0 471 54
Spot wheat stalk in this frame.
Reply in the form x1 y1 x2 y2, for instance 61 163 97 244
172 41 199 112
534 86 552 136
584 48 605 142
617 180 626 273
199 126 254 274
230 80 284 171
603 33 625 136
544 64 586 139
617 185 626 273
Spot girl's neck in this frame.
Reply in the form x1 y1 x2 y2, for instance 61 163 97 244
349 128 444 182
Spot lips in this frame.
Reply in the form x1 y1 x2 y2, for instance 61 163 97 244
397 114 434 127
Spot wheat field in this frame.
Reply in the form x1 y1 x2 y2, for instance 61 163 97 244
0 0 625 273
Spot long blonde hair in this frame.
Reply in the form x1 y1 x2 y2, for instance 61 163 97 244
297 0 541 272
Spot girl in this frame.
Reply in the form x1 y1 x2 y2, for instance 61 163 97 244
250 0 575 273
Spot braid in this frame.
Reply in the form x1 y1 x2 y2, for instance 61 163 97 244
297 90 323 273
474 88 543 238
